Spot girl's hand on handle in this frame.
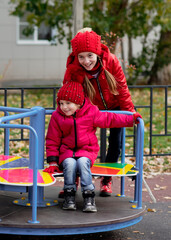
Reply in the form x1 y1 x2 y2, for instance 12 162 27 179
133 112 142 124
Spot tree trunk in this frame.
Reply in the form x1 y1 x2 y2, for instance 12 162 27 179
148 31 171 85
73 0 83 36
128 36 133 62
120 39 126 74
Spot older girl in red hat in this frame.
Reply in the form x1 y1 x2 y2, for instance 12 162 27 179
63 27 138 197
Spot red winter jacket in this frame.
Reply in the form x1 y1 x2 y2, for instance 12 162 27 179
63 44 135 112
46 98 134 167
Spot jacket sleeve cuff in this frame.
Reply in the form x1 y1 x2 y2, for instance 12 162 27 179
47 156 59 164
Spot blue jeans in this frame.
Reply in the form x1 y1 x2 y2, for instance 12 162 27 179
62 157 94 192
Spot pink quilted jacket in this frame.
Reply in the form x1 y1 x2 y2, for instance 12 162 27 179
46 98 134 167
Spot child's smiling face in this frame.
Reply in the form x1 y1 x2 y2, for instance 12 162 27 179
59 100 80 116
78 52 97 71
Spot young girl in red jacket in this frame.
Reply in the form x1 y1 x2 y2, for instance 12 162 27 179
63 27 137 196
44 73 142 212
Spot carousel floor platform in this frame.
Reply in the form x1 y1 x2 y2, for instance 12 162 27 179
0 186 146 235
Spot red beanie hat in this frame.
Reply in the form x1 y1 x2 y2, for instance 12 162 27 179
71 30 101 56
57 81 84 106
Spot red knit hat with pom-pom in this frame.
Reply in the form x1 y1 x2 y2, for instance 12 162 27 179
71 30 101 56
57 81 84 106
57 65 85 106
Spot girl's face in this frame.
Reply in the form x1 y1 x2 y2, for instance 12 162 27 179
78 52 98 71
59 100 80 116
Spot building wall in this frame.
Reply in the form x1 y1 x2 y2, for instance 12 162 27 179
0 1 69 87
0 1 160 87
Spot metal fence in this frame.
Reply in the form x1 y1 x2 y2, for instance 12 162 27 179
0 85 171 158
129 85 171 157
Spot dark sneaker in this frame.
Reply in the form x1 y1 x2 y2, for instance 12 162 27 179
62 188 76 210
59 176 79 198
99 177 112 197
83 190 97 212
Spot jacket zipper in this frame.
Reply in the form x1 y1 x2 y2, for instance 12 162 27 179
73 113 77 157
96 77 108 110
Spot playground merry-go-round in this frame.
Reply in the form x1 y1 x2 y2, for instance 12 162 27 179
0 106 145 236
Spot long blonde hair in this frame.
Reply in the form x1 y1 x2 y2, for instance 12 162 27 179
83 58 118 103
98 57 118 95
83 75 96 102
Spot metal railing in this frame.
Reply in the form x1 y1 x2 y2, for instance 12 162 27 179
0 85 171 158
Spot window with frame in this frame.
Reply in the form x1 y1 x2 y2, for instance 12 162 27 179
17 13 55 44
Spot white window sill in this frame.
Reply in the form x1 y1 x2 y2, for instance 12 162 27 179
17 40 53 45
